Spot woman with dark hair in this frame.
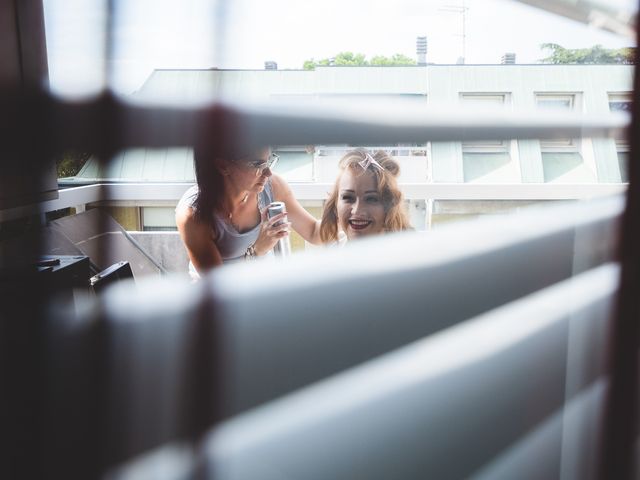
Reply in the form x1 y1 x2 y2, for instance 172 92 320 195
176 146 321 278
320 148 412 244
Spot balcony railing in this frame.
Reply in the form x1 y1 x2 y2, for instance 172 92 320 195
0 181 627 223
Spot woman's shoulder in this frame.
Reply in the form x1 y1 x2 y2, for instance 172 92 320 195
176 185 199 213
175 197 198 226
176 199 220 244
175 185 219 238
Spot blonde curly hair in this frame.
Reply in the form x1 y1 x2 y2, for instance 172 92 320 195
320 148 412 242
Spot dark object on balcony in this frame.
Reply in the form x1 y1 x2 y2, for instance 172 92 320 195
37 255 91 290
46 208 165 278
90 261 134 294
36 255 91 309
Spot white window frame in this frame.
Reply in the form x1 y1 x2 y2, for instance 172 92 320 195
141 206 178 232
459 93 510 152
608 92 632 112
535 93 581 152
608 92 632 151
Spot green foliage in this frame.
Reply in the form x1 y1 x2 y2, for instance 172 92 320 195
303 51 416 70
539 43 635 64
304 58 331 70
334 52 367 66
56 151 91 178
370 53 417 66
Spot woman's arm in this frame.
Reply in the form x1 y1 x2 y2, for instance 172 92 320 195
175 205 224 273
270 174 322 245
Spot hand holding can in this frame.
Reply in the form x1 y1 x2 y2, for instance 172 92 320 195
267 202 292 257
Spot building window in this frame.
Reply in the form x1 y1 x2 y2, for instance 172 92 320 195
608 93 632 113
609 93 631 183
535 93 594 183
272 147 314 182
616 152 629 183
536 93 579 151
459 94 515 183
141 207 178 231
536 94 574 111
460 94 510 152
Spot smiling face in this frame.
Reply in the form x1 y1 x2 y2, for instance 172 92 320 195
337 168 386 239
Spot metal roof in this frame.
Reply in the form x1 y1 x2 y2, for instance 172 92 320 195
61 148 195 184
60 148 315 184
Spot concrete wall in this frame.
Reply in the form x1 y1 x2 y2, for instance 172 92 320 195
91 206 140 231
129 231 189 274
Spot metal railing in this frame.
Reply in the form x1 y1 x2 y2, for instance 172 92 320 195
0 181 628 223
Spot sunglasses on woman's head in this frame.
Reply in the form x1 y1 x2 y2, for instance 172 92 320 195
247 153 279 176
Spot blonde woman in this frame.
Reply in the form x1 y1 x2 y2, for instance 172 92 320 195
320 148 412 244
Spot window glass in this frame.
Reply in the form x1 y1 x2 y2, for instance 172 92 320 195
42 0 634 242
142 207 178 231
462 152 513 183
272 149 314 183
535 93 578 150
618 151 630 183
609 96 633 112
542 152 594 183
460 94 509 151
609 93 631 182
536 96 574 111
609 92 632 158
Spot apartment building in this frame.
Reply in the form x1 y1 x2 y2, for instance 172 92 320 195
60 64 631 237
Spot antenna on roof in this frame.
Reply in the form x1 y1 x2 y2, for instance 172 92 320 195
439 0 468 64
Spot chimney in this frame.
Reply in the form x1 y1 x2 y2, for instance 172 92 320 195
416 36 428 66
501 53 516 64
264 61 278 70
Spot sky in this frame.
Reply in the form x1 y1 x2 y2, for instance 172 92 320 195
43 0 636 96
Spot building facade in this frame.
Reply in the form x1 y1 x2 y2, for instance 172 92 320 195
62 64 632 237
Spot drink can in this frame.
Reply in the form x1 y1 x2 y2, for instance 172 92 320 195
267 202 291 257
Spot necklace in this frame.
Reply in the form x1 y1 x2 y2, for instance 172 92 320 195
226 193 250 231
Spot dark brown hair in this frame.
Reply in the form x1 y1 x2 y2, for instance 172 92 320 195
191 144 267 230
192 144 226 230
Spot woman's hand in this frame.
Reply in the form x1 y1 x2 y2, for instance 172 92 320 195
253 209 291 256
270 174 322 245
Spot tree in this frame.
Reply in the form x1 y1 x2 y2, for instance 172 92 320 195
334 52 368 66
539 43 635 64
303 59 316 70
303 57 332 70
303 52 416 70
56 150 91 178
370 53 417 66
